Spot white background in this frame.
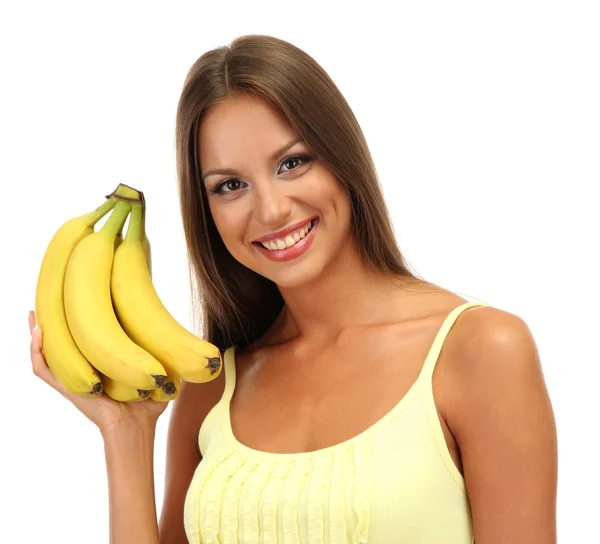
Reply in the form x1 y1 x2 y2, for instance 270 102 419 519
1 1 598 542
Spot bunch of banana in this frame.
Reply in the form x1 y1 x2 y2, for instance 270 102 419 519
34 182 222 403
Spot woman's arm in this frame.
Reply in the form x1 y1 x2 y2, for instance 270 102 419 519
446 307 558 543
96 364 225 544
28 312 170 543
102 423 161 544
158 373 226 544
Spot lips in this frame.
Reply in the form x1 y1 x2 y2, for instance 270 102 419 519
253 216 319 262
253 216 318 245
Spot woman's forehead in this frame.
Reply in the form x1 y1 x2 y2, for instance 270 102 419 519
199 96 299 163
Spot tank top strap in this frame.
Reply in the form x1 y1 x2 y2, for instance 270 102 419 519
419 300 489 383
222 345 238 402
198 345 237 457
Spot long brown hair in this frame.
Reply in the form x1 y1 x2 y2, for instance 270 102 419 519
175 34 423 352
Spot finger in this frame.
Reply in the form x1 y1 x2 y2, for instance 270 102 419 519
29 328 69 396
30 327 46 371
30 328 54 384
28 310 36 335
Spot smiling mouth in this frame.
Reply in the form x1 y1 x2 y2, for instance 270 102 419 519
252 218 317 251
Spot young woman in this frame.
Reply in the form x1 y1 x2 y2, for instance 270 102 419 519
29 35 558 543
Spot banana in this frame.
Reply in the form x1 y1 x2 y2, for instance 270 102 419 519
104 215 152 402
101 374 151 402
101 191 157 402
111 202 222 383
107 197 157 404
34 197 119 396
150 375 180 402
64 193 168 390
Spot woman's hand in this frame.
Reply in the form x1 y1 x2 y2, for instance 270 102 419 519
28 310 169 435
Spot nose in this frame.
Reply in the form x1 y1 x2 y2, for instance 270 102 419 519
253 177 293 226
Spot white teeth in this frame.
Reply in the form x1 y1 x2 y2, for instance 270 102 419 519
260 219 315 251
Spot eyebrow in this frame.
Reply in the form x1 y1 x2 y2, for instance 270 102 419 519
201 136 304 180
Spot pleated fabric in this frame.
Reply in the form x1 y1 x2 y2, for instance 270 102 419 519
184 301 488 543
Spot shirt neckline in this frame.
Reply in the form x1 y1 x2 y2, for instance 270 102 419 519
220 301 483 459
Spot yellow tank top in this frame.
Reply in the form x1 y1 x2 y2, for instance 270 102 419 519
184 301 488 543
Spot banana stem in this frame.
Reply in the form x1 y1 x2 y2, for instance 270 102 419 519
101 200 132 239
105 183 142 202
126 203 143 243
86 197 118 227
140 192 147 241
116 221 125 239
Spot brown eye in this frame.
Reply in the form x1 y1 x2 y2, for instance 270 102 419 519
279 155 313 174
210 178 246 195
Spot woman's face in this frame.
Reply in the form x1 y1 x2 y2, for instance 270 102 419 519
198 93 353 288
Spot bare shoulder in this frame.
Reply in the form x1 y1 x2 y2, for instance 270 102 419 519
446 304 553 427
445 305 558 541
447 305 547 396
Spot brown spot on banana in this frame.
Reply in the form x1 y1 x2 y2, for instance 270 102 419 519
206 356 221 375
91 382 104 395
152 374 167 387
162 382 177 396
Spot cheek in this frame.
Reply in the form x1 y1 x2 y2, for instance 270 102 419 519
325 180 352 224
215 217 239 244
210 211 250 260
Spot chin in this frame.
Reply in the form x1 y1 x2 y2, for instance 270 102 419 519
255 257 326 289
273 270 322 289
